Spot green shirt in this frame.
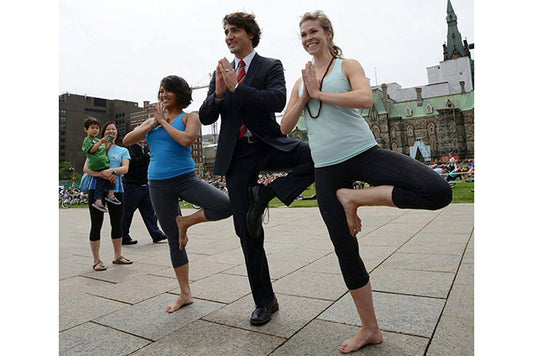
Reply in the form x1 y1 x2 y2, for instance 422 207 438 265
82 136 109 171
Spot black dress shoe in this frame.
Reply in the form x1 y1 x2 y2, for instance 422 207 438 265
250 298 279 326
152 234 167 243
122 238 138 245
246 184 270 239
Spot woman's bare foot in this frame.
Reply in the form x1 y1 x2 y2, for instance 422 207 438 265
339 327 383 353
175 215 190 250
166 295 193 313
336 188 362 237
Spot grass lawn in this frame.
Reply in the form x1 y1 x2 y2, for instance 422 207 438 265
65 181 473 210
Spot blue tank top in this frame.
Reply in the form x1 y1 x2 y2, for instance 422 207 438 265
299 58 377 168
146 112 195 180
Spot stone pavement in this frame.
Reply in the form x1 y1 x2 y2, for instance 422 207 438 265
59 204 474 355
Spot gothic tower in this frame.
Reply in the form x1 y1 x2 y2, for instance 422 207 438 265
442 0 473 60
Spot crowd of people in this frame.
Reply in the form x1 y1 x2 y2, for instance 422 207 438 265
73 10 456 353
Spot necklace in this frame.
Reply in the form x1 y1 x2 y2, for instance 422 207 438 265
306 56 335 119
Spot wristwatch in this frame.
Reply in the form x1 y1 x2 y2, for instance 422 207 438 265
113 168 117 175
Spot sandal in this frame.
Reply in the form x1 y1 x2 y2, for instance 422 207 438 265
93 261 107 271
112 256 132 265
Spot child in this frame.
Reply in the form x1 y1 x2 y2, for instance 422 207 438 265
82 117 122 212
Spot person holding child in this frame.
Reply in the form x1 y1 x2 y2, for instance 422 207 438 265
82 117 122 212
83 121 132 271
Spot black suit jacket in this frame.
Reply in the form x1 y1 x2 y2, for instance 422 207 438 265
199 54 301 176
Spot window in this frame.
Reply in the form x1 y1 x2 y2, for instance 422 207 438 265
425 103 433 114
390 127 396 138
428 123 435 135
407 125 414 137
405 106 412 117
94 98 107 107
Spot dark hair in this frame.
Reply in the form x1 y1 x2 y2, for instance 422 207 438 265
300 10 343 58
158 75 192 109
83 116 100 130
223 12 261 48
101 121 119 139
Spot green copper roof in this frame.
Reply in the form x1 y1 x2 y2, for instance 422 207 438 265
388 91 474 119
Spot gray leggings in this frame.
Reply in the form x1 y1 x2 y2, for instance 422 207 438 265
149 172 232 268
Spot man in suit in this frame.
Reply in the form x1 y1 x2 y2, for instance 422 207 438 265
199 12 314 326
121 140 167 245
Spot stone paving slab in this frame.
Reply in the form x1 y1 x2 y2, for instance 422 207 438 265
130 320 285 356
319 291 446 337
271 319 429 356
454 261 474 285
151 260 237 281
379 252 463 273
59 204 473 355
442 284 474 319
95 293 224 341
88 273 177 304
397 240 467 256
370 267 455 298
59 322 150 356
203 293 332 338
272 270 348 300
426 315 474 356
60 290 129 331
224 259 308 280
184 272 251 303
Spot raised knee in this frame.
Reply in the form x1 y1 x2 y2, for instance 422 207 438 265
428 181 453 210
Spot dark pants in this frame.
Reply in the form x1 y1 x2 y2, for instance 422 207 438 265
314 146 452 290
93 175 114 201
225 140 314 307
121 182 164 241
149 172 232 268
88 190 123 241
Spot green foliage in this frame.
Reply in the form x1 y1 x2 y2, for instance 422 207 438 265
59 161 75 180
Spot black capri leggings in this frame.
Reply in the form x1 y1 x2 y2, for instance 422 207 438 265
315 146 452 290
88 190 124 241
149 172 232 268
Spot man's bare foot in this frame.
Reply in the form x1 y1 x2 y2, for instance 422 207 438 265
336 188 362 237
175 215 189 250
166 295 193 313
339 327 383 353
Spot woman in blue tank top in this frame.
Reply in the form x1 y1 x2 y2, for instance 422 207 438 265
280 11 452 353
123 75 231 313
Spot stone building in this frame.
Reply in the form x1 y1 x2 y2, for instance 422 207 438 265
289 0 474 162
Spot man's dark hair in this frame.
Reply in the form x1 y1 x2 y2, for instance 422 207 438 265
158 75 192 109
223 12 261 48
83 116 100 130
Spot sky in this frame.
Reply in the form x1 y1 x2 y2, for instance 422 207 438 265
59 0 474 121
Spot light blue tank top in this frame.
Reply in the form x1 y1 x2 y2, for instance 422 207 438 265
299 58 377 168
146 112 195 180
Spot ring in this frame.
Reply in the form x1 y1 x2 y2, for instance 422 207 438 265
225 69 230 72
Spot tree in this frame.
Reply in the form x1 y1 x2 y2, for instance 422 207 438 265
59 161 75 180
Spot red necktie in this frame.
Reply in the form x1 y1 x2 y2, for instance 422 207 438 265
236 60 248 139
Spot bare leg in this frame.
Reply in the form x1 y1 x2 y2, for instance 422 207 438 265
175 208 208 251
339 281 383 353
167 263 194 313
336 186 396 237
90 240 106 270
111 238 131 264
